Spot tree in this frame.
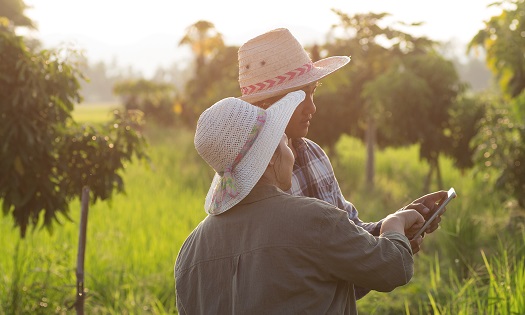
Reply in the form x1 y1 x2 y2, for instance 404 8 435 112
311 10 436 190
178 20 226 124
0 0 35 28
0 25 148 237
473 94 525 208
446 94 487 171
198 45 241 104
113 78 179 126
469 0 525 210
179 20 224 75
362 53 463 191
469 0 525 98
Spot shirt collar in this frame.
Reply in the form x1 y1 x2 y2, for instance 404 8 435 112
291 137 308 153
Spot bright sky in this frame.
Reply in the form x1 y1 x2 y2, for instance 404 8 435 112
23 0 502 77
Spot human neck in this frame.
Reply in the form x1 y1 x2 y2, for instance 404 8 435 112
259 169 289 191
258 171 278 187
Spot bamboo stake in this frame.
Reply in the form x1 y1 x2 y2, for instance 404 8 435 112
75 186 90 315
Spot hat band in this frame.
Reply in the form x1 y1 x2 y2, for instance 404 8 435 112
240 62 313 97
209 108 267 213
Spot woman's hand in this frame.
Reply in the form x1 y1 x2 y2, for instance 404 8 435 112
381 209 425 236
381 209 426 254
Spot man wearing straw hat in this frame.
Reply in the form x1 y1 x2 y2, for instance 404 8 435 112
176 91 444 314
237 28 447 297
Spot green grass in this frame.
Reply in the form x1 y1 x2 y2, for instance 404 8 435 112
1 105 524 314
71 102 121 123
1 105 210 314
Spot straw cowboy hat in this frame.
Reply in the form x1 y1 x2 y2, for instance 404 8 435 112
238 28 350 104
194 90 306 215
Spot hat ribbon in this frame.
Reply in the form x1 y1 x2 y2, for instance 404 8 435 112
240 62 313 96
210 108 267 212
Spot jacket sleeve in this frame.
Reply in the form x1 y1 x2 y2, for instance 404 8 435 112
318 206 414 292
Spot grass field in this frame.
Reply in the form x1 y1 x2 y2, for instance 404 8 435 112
1 104 523 314
71 102 122 123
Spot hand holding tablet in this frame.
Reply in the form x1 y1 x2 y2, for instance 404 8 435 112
410 188 456 240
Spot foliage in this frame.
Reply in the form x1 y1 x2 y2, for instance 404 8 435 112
467 0 525 210
311 10 461 190
1 123 208 314
0 0 35 29
113 78 178 126
178 21 239 126
0 26 148 237
0 25 80 237
364 52 468 190
200 45 241 104
472 94 525 208
469 0 525 99
363 60 430 147
363 52 463 161
445 94 487 170
318 9 437 138
178 20 224 72
57 110 149 204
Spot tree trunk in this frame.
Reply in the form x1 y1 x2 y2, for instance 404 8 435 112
424 160 434 193
366 117 376 191
435 154 443 189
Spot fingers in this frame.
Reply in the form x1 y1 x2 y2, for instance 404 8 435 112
398 209 425 229
410 236 423 254
425 215 442 233
407 202 432 219
404 191 447 217
414 190 448 210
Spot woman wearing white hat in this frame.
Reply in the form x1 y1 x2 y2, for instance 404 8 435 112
236 27 448 299
175 91 440 314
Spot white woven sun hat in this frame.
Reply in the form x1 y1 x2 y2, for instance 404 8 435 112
238 28 350 104
195 90 306 215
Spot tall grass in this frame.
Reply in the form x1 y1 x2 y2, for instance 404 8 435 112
1 105 523 314
326 134 524 314
422 231 525 314
1 104 210 314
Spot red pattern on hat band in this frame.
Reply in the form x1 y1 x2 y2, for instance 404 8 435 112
241 62 314 96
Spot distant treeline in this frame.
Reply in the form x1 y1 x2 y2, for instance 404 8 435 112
79 41 493 103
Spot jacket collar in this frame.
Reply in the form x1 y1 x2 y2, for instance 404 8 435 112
237 183 285 206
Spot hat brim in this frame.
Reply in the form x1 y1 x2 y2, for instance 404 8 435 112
204 90 306 215
239 56 350 104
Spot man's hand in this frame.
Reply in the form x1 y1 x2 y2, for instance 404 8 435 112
401 190 448 235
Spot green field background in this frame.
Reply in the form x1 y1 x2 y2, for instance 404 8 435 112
1 104 523 314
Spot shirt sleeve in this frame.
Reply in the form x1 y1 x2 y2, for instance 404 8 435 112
318 206 414 292
309 140 383 236
331 174 383 236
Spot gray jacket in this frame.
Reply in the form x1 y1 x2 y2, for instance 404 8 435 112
175 184 414 315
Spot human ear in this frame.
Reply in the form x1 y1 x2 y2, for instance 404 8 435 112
268 145 282 166
268 152 277 166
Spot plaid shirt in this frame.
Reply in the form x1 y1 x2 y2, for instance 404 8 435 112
288 138 383 236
